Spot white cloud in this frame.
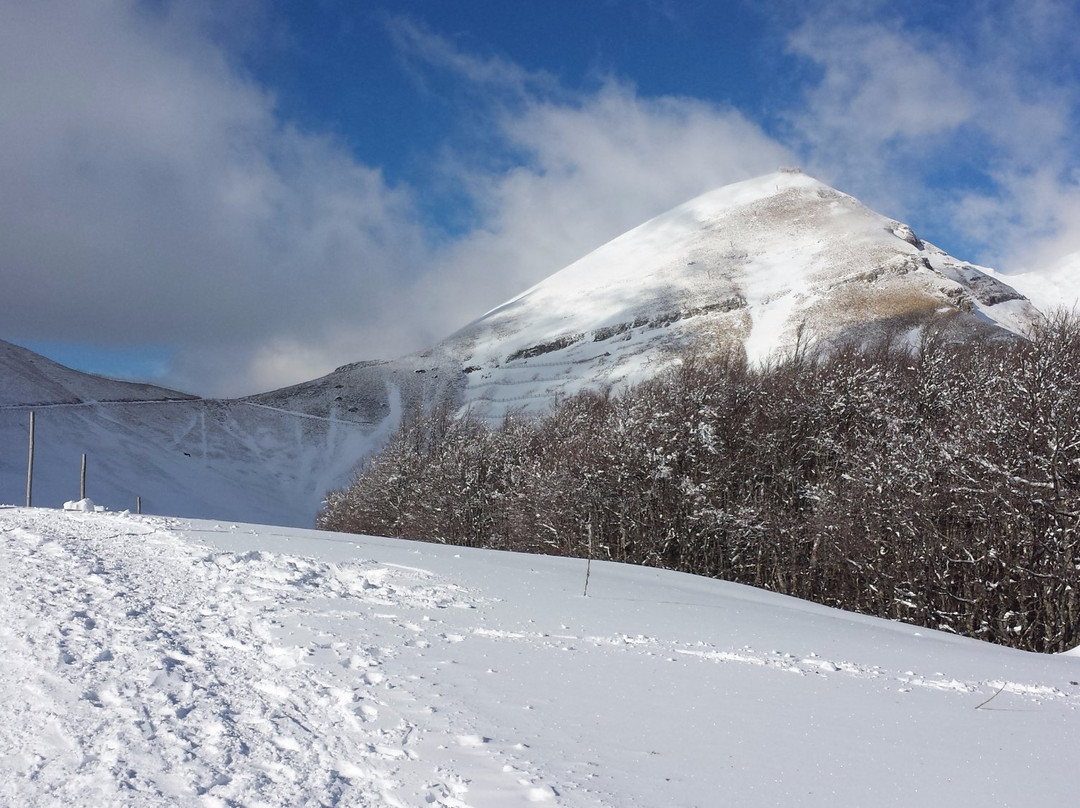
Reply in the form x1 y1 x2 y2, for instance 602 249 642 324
408 84 793 345
786 2 1080 276
0 1 431 396
790 22 974 143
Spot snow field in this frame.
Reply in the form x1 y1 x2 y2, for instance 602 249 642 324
2 507 1079 807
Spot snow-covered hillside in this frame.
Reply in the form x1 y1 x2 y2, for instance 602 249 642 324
2 507 1077 807
0 339 407 524
990 250 1080 314
0 343 447 523
427 171 1038 420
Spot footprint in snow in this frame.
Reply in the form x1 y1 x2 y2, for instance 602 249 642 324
456 734 490 748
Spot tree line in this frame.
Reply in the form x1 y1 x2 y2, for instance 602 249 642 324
320 315 1080 652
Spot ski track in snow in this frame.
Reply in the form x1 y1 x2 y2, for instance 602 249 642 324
2 508 1077 807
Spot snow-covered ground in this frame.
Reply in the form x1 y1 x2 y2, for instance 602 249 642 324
2 507 1077 807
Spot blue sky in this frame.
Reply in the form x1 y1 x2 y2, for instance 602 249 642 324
3 0 1080 395
250 2 795 184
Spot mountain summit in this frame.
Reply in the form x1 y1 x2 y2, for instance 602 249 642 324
429 170 1038 419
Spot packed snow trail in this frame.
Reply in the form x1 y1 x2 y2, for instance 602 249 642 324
2 507 1080 807
0 508 561 807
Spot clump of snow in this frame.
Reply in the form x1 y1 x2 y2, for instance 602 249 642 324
62 498 96 512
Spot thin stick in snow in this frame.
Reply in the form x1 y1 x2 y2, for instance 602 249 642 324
26 411 34 507
583 520 593 597
975 682 1008 710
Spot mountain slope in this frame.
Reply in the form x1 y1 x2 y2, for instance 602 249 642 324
0 342 397 524
0 339 195 407
427 171 1038 419
0 399 392 525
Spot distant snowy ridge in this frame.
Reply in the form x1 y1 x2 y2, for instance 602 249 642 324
988 249 1080 314
0 339 195 407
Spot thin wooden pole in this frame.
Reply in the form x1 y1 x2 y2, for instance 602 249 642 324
80 453 86 500
583 518 593 597
136 496 141 515
26 411 35 507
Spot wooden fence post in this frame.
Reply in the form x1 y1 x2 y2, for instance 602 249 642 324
26 411 35 507
583 517 593 597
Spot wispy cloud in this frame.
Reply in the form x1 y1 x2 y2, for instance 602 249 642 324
785 1 1080 267
386 16 561 101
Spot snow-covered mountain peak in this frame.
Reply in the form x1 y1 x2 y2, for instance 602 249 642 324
665 168 834 220
477 170 836 322
434 171 1038 420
